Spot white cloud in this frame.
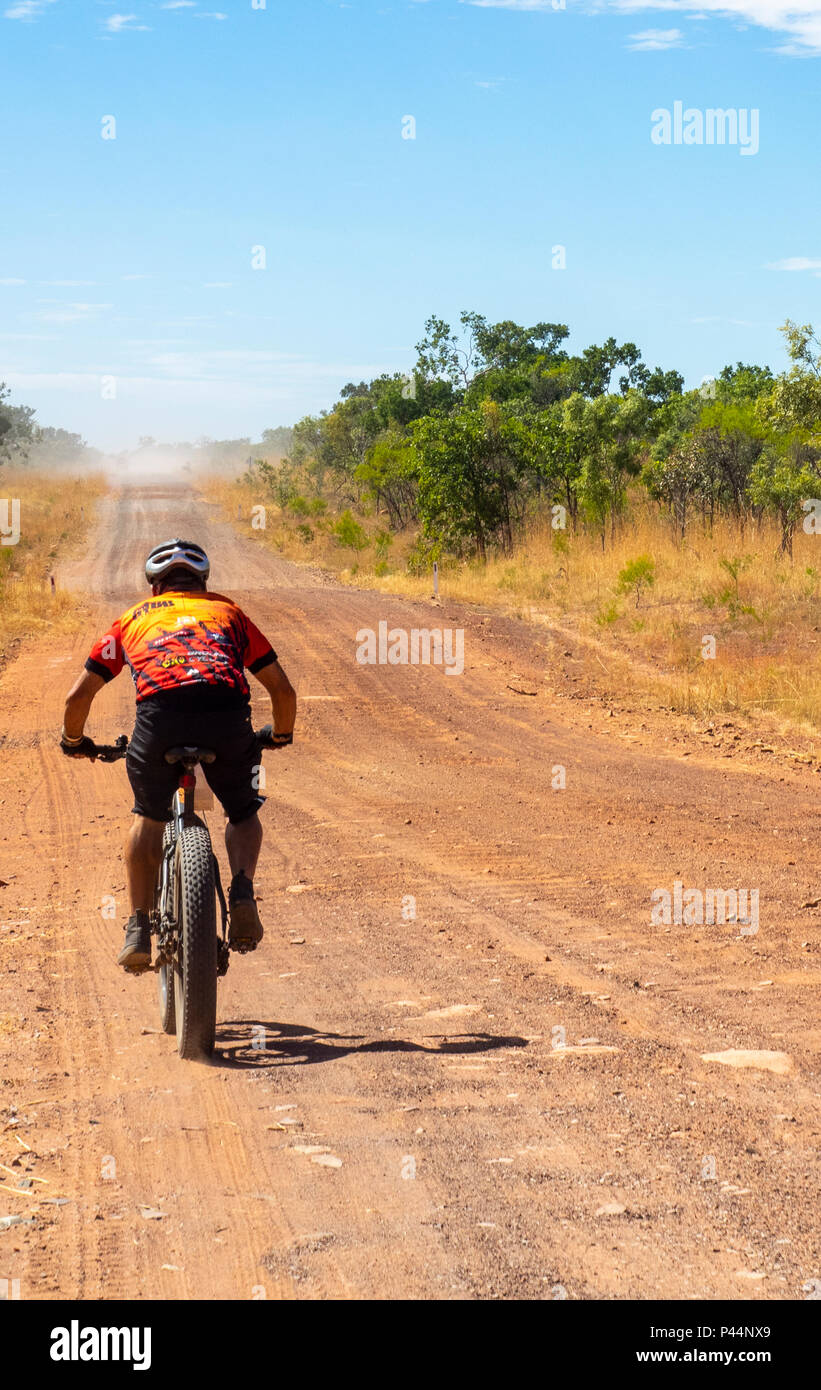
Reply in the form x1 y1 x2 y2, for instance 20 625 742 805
606 0 821 57
0 373 103 390
162 2 196 7
460 1 558 8
3 0 56 20
627 24 685 45
147 349 313 380
462 0 821 55
0 360 394 409
0 277 26 285
766 256 821 270
32 301 112 324
105 13 150 32
144 348 390 385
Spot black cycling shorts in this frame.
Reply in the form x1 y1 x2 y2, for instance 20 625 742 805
126 690 265 825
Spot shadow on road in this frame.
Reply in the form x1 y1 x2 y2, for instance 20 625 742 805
214 1018 529 1069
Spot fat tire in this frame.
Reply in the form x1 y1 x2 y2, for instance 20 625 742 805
174 823 218 1060
157 822 177 1036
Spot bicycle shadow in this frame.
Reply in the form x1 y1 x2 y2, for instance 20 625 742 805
213 1018 528 1069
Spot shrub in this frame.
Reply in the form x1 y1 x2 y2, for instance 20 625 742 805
332 510 368 552
595 599 621 626
617 554 655 606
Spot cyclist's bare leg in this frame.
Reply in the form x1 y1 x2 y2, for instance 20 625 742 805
126 815 166 913
118 815 164 971
225 812 262 880
225 813 263 946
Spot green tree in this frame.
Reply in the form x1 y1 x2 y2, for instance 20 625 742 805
261 425 294 456
692 399 765 527
356 430 418 530
0 383 36 466
370 372 456 429
253 457 298 509
563 391 649 547
749 323 821 554
760 321 821 443
411 400 530 559
414 311 570 402
749 444 820 557
523 402 583 528
29 426 90 468
718 362 775 401
643 445 702 540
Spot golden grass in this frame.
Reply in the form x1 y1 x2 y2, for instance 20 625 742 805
0 471 107 652
207 476 821 733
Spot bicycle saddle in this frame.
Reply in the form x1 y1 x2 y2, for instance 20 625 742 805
163 745 217 766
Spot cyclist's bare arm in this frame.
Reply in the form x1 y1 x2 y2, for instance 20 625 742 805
63 669 107 741
252 660 296 737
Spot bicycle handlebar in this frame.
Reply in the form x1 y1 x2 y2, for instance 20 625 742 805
84 729 288 763
91 735 129 763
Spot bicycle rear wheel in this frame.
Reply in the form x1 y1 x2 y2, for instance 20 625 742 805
173 824 218 1059
157 823 176 1036
158 964 177 1035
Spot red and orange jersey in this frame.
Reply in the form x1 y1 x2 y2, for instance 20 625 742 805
85 590 276 703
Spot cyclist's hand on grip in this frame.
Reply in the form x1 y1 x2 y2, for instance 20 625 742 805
256 724 293 752
60 734 97 759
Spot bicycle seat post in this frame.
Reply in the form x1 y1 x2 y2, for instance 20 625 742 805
179 766 197 821
163 746 216 825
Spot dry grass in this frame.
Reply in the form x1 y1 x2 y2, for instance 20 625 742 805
207 477 821 733
0 471 106 652
207 475 429 577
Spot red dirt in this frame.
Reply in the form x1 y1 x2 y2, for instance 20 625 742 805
0 483 819 1301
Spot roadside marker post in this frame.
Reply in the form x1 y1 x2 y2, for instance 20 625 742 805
432 561 439 599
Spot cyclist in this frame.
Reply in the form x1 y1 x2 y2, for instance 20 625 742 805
59 539 296 974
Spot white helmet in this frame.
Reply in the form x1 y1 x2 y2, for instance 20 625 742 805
145 539 210 585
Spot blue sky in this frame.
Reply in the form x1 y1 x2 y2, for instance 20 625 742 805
1 0 820 451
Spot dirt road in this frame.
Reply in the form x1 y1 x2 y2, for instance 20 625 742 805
1 483 819 1301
